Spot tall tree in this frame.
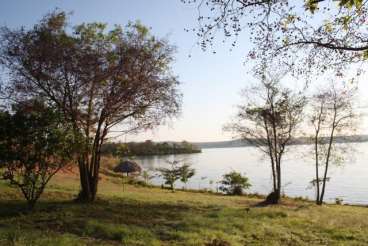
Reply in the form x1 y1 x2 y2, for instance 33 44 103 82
309 83 357 205
224 70 305 203
0 11 181 202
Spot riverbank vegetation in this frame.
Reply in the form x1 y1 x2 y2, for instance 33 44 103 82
101 140 201 157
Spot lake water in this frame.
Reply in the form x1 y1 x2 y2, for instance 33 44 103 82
135 143 368 205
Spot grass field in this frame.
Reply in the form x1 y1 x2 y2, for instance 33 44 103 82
0 165 368 246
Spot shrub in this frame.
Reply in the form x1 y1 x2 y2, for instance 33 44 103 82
0 100 77 209
219 171 251 195
335 198 343 205
157 160 195 192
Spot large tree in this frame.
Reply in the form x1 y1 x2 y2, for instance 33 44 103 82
224 70 305 203
0 12 181 202
185 0 368 76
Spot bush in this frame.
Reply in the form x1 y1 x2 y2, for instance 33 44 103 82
157 160 195 192
219 171 251 195
335 198 343 205
0 100 77 209
205 238 231 246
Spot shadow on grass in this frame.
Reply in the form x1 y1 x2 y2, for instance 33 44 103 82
0 199 76 218
0 197 202 242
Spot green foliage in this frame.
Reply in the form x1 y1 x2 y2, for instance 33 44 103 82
189 0 368 81
179 164 196 187
157 160 195 191
101 140 201 157
305 0 319 14
363 50 368 60
157 160 182 191
305 0 363 13
338 0 363 9
0 100 76 209
219 171 251 195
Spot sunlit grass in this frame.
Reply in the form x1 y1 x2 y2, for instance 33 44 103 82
0 170 368 245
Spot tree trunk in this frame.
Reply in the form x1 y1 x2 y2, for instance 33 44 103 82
27 199 37 211
275 157 281 204
315 140 320 205
318 110 337 205
276 165 281 202
76 153 101 202
76 121 107 203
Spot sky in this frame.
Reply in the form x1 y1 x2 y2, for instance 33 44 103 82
0 1 367 142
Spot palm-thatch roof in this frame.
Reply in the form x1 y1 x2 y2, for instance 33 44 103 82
113 160 142 175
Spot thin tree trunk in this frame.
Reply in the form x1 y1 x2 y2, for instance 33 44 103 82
275 155 281 202
314 129 321 204
319 128 335 204
314 101 324 204
264 119 277 191
318 109 337 205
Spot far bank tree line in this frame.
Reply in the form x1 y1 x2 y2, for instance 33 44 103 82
101 140 201 157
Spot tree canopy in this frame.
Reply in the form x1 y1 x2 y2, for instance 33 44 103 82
185 0 368 77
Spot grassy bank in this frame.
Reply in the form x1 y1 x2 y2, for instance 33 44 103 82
0 170 368 246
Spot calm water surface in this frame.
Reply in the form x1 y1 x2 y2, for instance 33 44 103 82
134 143 368 205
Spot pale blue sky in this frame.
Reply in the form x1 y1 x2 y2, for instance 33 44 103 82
1 1 367 142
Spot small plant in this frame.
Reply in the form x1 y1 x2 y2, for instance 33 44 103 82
141 170 155 186
179 164 195 189
219 171 251 195
157 159 195 192
335 197 343 205
157 160 181 191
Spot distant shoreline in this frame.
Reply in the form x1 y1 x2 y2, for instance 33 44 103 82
192 135 368 149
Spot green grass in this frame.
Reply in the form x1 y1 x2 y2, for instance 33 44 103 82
1 173 368 246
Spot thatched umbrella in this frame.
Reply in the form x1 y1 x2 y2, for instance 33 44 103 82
113 160 142 176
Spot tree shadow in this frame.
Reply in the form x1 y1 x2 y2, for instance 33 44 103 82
0 199 76 218
0 197 204 242
250 200 273 207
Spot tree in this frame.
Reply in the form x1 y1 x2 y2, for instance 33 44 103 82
141 170 155 186
309 83 357 205
185 0 368 77
179 163 196 189
0 11 181 202
219 171 251 195
157 159 185 191
224 70 305 203
0 100 76 209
